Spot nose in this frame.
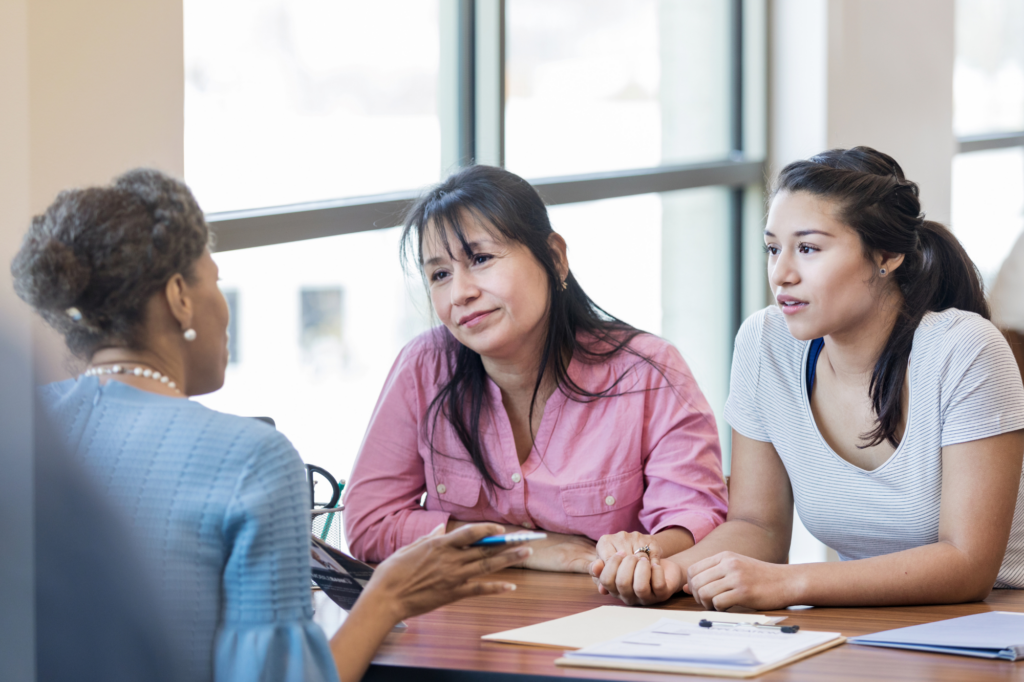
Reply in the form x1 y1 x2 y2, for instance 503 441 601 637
769 247 799 290
450 269 480 308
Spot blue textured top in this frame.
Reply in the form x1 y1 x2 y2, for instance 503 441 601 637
40 377 339 682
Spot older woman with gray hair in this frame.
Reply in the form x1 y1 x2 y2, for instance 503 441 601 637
12 169 530 682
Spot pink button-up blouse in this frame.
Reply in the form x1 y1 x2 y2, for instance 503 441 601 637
342 328 728 562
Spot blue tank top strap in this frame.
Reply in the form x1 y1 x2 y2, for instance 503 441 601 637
806 338 825 394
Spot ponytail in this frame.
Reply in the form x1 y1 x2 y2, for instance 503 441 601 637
775 147 988 448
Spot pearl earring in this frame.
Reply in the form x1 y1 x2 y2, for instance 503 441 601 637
879 268 887 276
183 328 197 342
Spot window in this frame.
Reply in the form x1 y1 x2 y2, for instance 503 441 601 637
953 0 1024 290
189 1 768 480
184 0 442 213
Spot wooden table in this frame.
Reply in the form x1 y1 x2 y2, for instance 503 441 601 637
323 569 1024 681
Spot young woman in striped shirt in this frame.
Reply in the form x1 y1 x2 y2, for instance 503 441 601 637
595 147 1024 609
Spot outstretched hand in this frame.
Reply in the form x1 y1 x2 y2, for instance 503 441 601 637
365 523 531 622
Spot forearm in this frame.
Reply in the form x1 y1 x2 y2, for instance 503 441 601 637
787 541 997 607
329 588 401 682
651 527 695 557
447 519 596 572
667 518 789 574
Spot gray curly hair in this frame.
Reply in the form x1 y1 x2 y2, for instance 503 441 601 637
11 168 212 358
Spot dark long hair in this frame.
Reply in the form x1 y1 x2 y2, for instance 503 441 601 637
401 165 659 487
774 146 989 448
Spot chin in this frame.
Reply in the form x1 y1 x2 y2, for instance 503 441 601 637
781 315 825 342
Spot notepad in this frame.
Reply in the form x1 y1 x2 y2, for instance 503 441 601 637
848 611 1024 660
482 605 786 650
555 618 844 678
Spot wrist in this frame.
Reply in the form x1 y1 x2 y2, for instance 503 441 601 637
355 582 406 627
784 563 811 606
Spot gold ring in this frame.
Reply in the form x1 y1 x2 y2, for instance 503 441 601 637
633 545 651 556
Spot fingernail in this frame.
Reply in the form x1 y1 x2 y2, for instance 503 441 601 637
504 583 516 592
639 554 649 562
616 551 626 557
518 547 533 557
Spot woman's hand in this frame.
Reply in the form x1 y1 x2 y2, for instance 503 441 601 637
516 531 597 573
332 523 526 681
590 551 686 606
446 519 597 573
685 551 799 611
363 523 531 622
596 531 663 563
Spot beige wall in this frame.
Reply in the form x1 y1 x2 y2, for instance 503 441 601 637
7 0 186 382
771 0 955 224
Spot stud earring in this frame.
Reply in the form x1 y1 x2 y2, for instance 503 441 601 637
183 328 197 342
879 268 887 276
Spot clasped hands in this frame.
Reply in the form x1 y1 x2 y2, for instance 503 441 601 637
591 546 798 611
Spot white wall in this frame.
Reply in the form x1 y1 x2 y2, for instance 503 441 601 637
772 0 955 223
25 0 186 383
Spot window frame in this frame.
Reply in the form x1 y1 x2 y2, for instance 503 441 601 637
205 0 767 339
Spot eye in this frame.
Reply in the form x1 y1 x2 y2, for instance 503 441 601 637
798 243 819 254
471 254 493 266
763 244 780 256
429 269 449 283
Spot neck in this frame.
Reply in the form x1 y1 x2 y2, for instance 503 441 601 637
821 291 903 387
479 325 556 404
89 347 186 398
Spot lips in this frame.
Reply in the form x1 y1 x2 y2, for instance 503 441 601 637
776 295 808 315
458 309 496 328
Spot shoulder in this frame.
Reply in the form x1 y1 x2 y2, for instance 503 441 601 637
392 326 456 382
915 309 1006 359
734 306 803 365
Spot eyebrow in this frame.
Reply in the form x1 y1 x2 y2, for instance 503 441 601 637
763 229 835 238
423 240 495 267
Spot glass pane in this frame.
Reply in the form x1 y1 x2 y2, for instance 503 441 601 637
505 0 732 178
550 187 735 451
184 0 441 213
954 0 1024 136
196 228 433 483
951 148 1024 286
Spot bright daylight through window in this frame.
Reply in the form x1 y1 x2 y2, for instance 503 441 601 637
185 0 767 487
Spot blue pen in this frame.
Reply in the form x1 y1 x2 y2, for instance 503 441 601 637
470 531 548 547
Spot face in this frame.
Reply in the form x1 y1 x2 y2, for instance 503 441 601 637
182 249 231 395
421 214 554 362
764 190 887 341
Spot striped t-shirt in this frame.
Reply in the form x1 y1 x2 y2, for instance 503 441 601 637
724 306 1024 588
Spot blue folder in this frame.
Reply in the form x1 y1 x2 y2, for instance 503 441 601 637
848 611 1024 660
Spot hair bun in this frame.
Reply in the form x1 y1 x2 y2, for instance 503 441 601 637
11 229 91 313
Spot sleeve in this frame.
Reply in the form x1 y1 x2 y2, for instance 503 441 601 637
941 317 1024 447
637 339 729 542
342 337 451 562
723 308 772 442
215 432 340 682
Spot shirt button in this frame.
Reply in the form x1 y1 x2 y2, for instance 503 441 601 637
523 521 535 529
511 473 522 483
605 495 615 506
436 484 447 494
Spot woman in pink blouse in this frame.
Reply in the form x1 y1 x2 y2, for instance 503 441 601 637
343 165 728 577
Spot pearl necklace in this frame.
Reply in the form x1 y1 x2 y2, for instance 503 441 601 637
84 364 182 395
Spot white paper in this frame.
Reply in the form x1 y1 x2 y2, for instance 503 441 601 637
564 618 842 671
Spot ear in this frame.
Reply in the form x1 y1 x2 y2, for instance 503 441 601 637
548 232 569 282
877 251 906 275
163 273 194 331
